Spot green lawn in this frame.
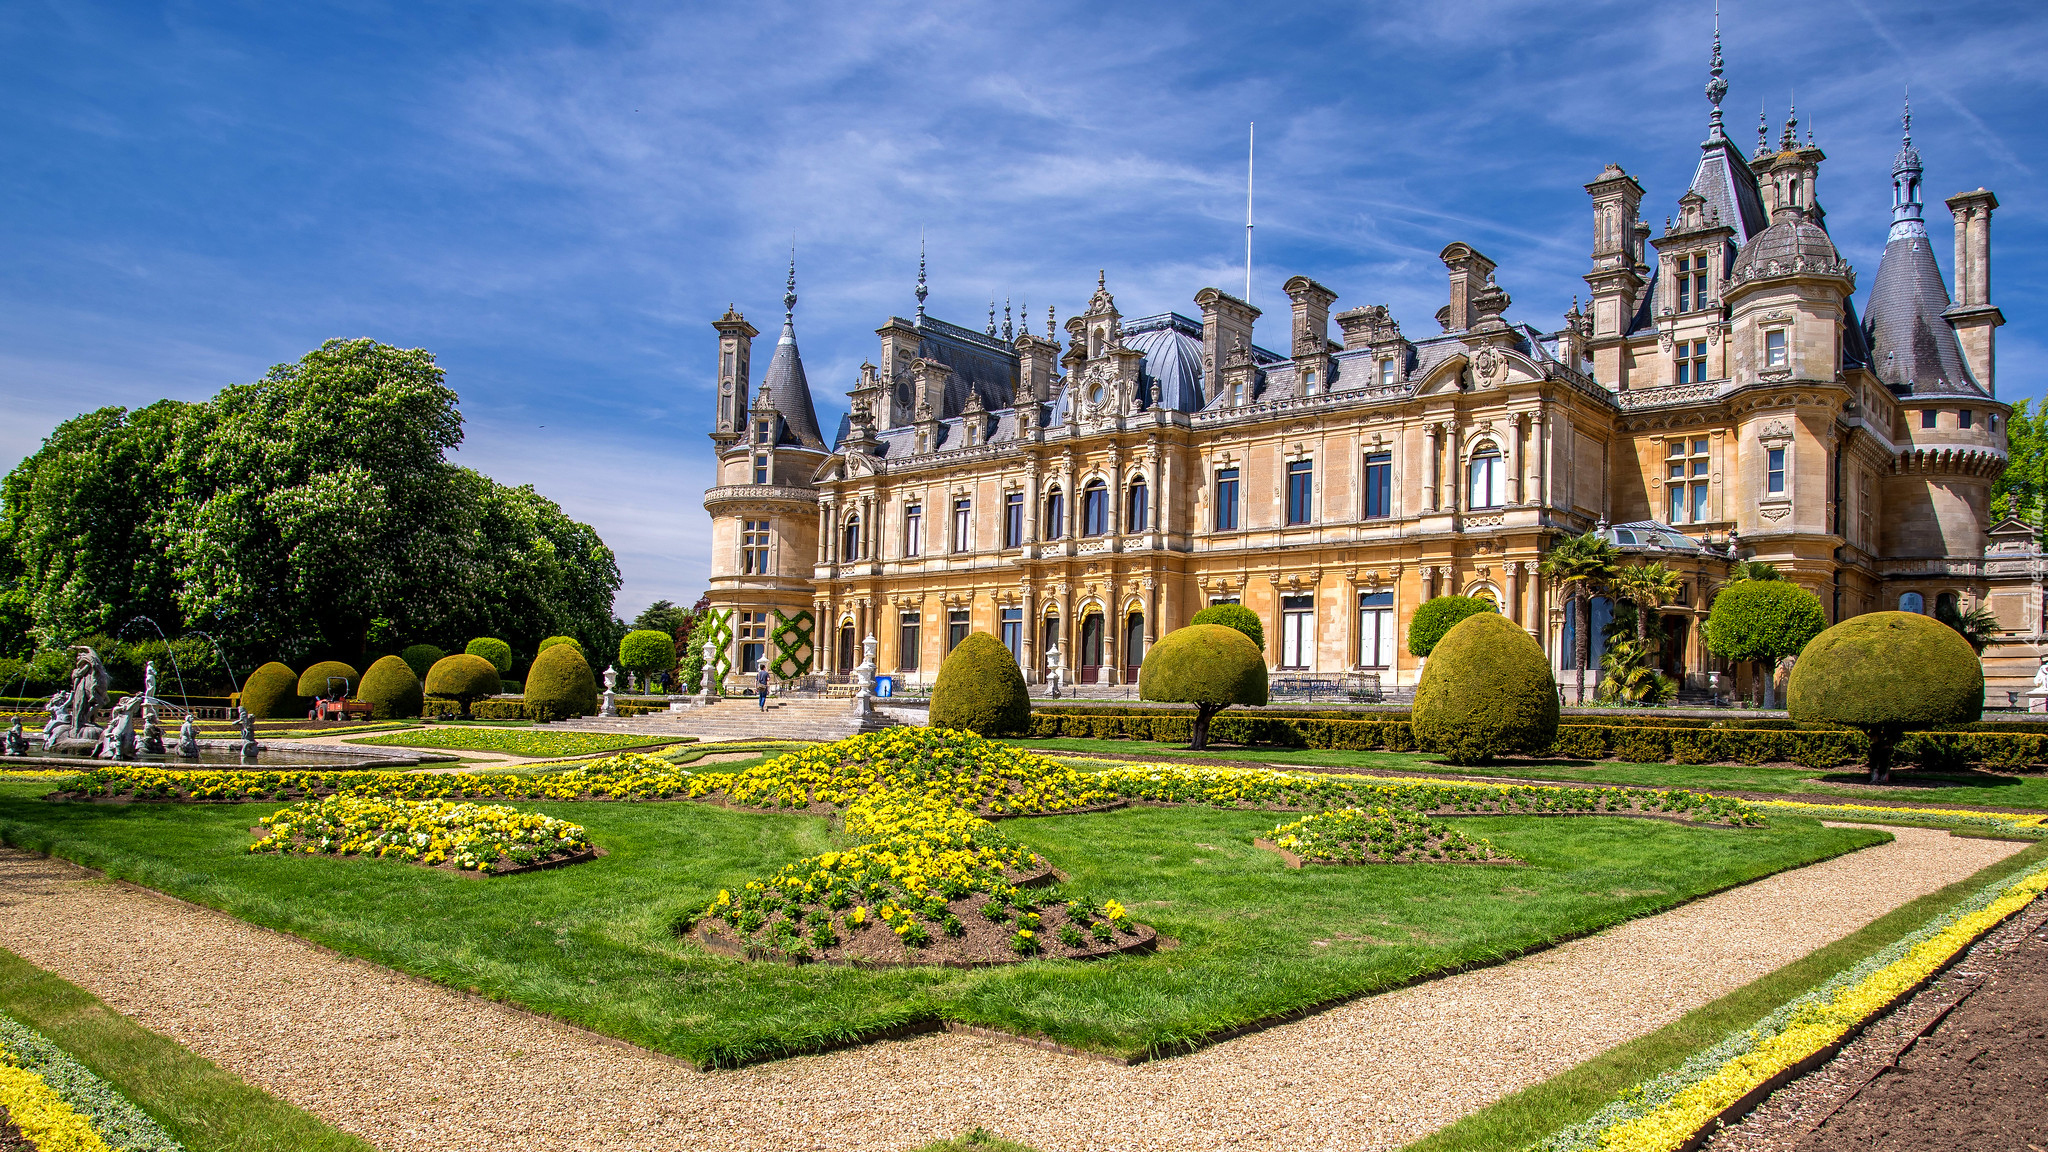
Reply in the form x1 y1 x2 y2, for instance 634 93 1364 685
0 781 1885 1068
1008 737 2048 810
343 728 691 757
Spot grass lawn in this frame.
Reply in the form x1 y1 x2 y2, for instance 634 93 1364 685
343 728 692 757
1008 737 2048 810
0 946 372 1152
0 780 1885 1068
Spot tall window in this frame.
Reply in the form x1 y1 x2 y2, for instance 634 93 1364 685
1675 339 1707 384
1359 591 1394 668
1124 612 1145 672
1286 460 1313 525
1899 592 1924 613
1378 357 1396 387
737 611 768 673
1044 488 1065 539
1766 447 1786 496
1214 467 1239 530
897 613 921 672
841 514 861 561
952 498 971 553
947 608 970 652
1303 368 1318 396
754 420 770 445
1364 453 1392 519
753 454 769 484
1231 382 1244 406
1083 481 1109 536
903 504 923 557
1765 329 1787 367
1003 491 1024 548
1467 443 1504 509
1001 607 1023 660
1281 594 1315 669
741 520 770 575
1666 439 1711 523
1675 254 1707 311
1125 478 1148 533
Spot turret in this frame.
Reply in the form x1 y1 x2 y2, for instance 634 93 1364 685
711 307 758 449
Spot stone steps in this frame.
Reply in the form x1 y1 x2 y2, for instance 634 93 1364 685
540 698 896 744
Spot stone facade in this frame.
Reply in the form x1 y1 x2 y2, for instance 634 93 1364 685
700 83 2031 703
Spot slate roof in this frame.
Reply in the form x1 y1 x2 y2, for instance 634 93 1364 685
759 317 828 449
1120 312 1207 412
1729 217 1841 280
1687 137 1768 246
1863 229 1983 397
887 315 1019 421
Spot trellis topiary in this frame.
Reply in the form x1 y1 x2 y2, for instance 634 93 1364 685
929 632 1031 736
466 637 514 675
425 654 502 718
1412 611 1559 764
771 609 815 681
679 608 734 692
525 642 598 720
295 660 359 699
1788 610 1984 785
239 662 301 719
357 655 423 720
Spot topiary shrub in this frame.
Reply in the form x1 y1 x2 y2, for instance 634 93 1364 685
424 653 502 718
1788 611 1983 784
1188 604 1264 655
538 635 584 659
618 629 676 688
1407 595 1497 657
1705 581 1826 709
240 662 300 719
400 644 446 682
1412 612 1558 764
525 642 598 721
356 655 423 720
465 637 513 675
929 632 1031 736
295 660 359 700
1139 624 1269 750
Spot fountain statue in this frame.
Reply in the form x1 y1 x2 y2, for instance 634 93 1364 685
177 714 201 758
38 646 113 754
38 692 68 752
140 661 166 755
96 695 144 761
238 709 261 764
4 718 24 756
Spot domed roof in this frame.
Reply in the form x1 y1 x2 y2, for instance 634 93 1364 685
1730 218 1845 282
1121 313 1207 412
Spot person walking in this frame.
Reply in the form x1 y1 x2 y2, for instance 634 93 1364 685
754 662 770 711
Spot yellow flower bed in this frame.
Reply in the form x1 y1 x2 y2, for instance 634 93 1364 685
0 1061 112 1152
711 728 1115 815
249 794 592 873
1758 797 2048 833
1269 806 1514 864
57 752 715 804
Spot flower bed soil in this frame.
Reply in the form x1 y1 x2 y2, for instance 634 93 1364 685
689 890 1157 968
0 1108 26 1152
246 826 607 877
1252 837 1526 869
1122 796 1754 827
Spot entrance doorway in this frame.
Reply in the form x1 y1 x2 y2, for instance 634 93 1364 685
1079 612 1104 683
837 625 855 674
1123 612 1144 681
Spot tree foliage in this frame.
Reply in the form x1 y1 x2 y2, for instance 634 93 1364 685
1705 580 1826 709
1539 531 1619 704
618 629 677 678
1140 624 1269 750
1788 611 1983 783
465 637 513 674
1188 604 1264 655
632 600 693 639
0 339 620 667
1407 595 1495 657
1993 398 2047 524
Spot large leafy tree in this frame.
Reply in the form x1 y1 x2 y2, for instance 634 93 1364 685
1993 398 2046 524
1704 580 1827 709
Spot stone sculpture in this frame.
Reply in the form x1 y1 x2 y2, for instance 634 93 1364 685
97 695 143 761
4 718 24 757
178 714 201 758
698 640 719 704
1045 643 1065 699
239 709 261 764
601 664 619 717
851 634 879 718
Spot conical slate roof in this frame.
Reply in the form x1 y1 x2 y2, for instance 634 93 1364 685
759 316 827 449
1864 232 1980 396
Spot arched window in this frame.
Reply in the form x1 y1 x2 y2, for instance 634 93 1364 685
1125 478 1148 533
1045 487 1065 539
1899 592 1924 614
1936 591 1959 619
1083 480 1109 536
841 514 861 561
1467 442 1504 509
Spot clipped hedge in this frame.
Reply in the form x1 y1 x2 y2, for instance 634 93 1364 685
929 632 1031 736
400 644 446 682
1187 603 1265 653
423 697 589 722
1407 595 1496 657
356 655 423 720
239 662 301 719
1411 611 1556 763
466 637 514 675
295 660 359 699
526 642 598 720
424 654 502 717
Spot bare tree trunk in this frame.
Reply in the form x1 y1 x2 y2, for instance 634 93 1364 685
1574 589 1591 705
1191 702 1219 750
1762 658 1778 710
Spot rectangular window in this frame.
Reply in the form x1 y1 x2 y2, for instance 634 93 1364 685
1960 409 1974 429
738 611 769 673
947 608 970 653
1286 460 1313 525
1125 482 1148 533
1045 491 1065 539
1695 268 1709 309
1083 486 1108 536
1675 339 1707 384
1231 382 1244 406
1378 358 1396 387
1921 409 1938 429
1000 607 1022 660
1676 256 1692 312
1364 453 1392 519
741 520 770 575
1214 468 1239 531
1359 591 1394 669
1767 447 1786 495
1765 329 1787 367
903 504 922 557
1691 480 1710 523
753 455 769 484
1468 449 1503 509
1003 492 1024 548
1281 594 1315 669
952 498 971 553
897 613 921 672
754 421 769 445
1669 483 1685 524
1668 439 1712 523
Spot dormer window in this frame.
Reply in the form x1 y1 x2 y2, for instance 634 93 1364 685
1675 255 1708 312
1378 357 1396 386
1676 340 1707 384
1303 368 1317 395
754 421 770 445
1231 382 1245 406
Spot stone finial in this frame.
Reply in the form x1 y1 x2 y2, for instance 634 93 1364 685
915 235 928 321
1705 0 1728 139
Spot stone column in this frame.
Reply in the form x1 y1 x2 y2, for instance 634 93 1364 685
1507 562 1523 625
816 503 829 564
824 502 839 564
1022 582 1038 683
1024 465 1041 545
1104 580 1121 686
1426 424 1441 511
1512 413 1528 504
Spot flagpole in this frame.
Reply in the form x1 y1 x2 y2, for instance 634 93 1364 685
1245 121 1254 306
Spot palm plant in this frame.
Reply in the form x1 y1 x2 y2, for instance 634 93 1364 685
1539 531 1620 704
1611 562 1684 643
1599 638 1675 706
1935 600 2002 654
1728 560 1780 582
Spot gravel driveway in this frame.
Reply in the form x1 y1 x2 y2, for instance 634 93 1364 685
0 827 2024 1152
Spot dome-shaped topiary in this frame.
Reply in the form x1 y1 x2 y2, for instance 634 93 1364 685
1139 624 1269 749
1188 603 1264 655
399 644 446 682
1407 595 1497 657
618 629 676 679
425 653 502 717
525 642 598 720
465 637 513 675
295 660 359 700
239 662 300 719
1705 580 1827 709
356 655 423 720
1788 611 1983 784
538 635 584 659
929 632 1031 736
1412 612 1558 764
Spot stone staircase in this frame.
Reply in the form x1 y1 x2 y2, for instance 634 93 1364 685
539 697 897 744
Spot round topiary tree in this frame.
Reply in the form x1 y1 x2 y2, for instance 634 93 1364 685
1188 604 1264 656
1788 611 1984 785
1139 623 1269 750
525 641 598 720
399 644 446 682
295 660 359 700
1705 580 1827 709
424 653 502 718
239 662 300 719
356 655 423 720
928 632 1031 736
1407 594 1497 657
538 635 584 659
1412 612 1559 765
618 629 676 693
465 637 513 675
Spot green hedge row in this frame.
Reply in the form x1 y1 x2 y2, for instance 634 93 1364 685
421 696 586 723
1029 704 2048 737
1023 712 2048 772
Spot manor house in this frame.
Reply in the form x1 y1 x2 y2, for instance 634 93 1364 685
699 57 2035 703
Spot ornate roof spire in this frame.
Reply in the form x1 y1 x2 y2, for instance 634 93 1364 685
1046 304 1055 340
783 247 797 322
1705 1 1728 141
1779 95 1797 152
1003 298 1013 341
1889 89 1926 238
987 300 997 337
914 234 928 323
1757 100 1769 154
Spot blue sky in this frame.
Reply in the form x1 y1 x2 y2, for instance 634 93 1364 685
4 0 2044 622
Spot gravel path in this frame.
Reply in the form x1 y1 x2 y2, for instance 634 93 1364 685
0 828 2025 1152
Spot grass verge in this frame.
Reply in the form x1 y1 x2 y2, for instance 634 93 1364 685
0 945 373 1152
1398 837 2048 1152
343 729 690 757
910 1130 1039 1152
